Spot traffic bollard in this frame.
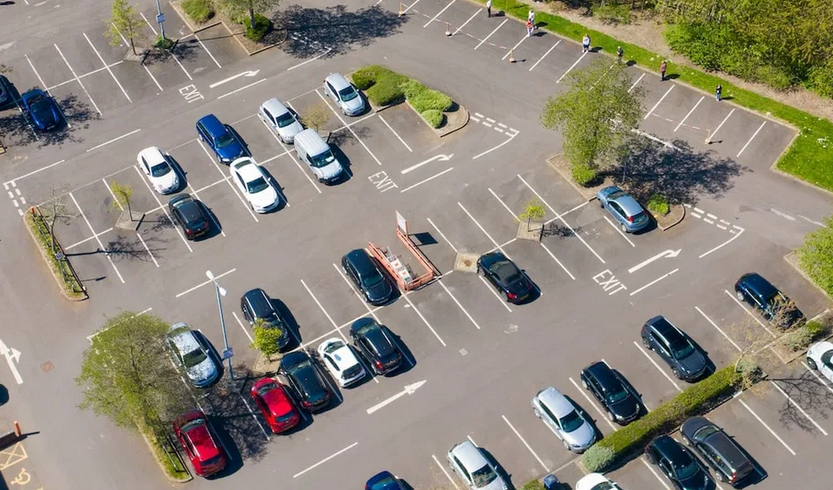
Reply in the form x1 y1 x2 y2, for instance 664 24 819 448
445 21 451 36
508 49 515 63
399 2 405 16
13 421 21 438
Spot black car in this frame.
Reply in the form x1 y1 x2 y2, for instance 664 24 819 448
477 252 533 304
278 352 330 412
734 273 805 329
240 288 290 349
641 316 707 382
580 361 642 425
646 435 713 490
342 249 394 306
168 194 210 240
350 318 402 375
681 417 754 486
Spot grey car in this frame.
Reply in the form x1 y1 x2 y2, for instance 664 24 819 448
597 186 650 233
447 440 509 490
166 323 219 388
258 98 303 144
323 73 365 116
532 386 596 453
642 316 708 382
681 417 754 486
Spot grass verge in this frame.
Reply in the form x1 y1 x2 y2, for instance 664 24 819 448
25 209 86 300
474 0 833 193
137 419 192 482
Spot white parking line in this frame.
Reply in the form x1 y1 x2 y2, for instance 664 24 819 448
529 40 561 72
724 289 775 338
66 227 114 250
257 116 321 194
771 381 828 435
400 167 454 193
187 182 226 237
175 268 235 298
333 263 380 323
239 393 271 441
644 85 674 120
315 90 382 165
24 54 48 91
706 108 734 143
641 458 672 490
569 377 617 431
736 121 766 158
301 279 341 332
293 306 384 354
803 362 833 394
488 188 517 220
87 308 153 342
293 442 358 478
699 226 744 258
674 96 703 132
738 398 796 455
475 19 508 50
197 140 259 223
457 202 507 256
231 311 254 343
556 51 588 84
135 232 159 267
432 454 460 489
86 129 141 152
424 0 456 27
427 217 458 254
402 292 447 346
472 130 519 160
602 215 636 247
54 43 102 114
69 192 125 284
142 17 192 80
478 275 512 312
437 279 480 330
402 0 420 13
134 166 193 252
540 242 575 280
287 48 332 71
453 9 480 36
110 22 163 91
628 73 645 93
503 34 528 60
83 32 131 102
695 306 742 352
502 415 550 471
629 268 678 296
378 114 413 152
633 341 682 392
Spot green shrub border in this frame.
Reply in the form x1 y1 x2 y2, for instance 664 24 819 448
581 364 742 472
181 0 214 24
472 0 833 193
25 209 87 300
647 194 670 216
243 13 272 42
137 419 192 482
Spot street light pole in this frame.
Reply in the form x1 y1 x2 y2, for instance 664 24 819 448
155 0 167 41
206 270 233 382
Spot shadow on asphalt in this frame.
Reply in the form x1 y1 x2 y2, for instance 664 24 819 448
772 370 833 433
0 85 98 149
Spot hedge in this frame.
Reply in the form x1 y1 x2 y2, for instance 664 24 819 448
366 73 407 106
572 162 597 187
411 89 453 113
243 13 272 42
181 0 213 24
520 480 546 490
25 210 86 299
352 65 394 90
647 194 670 216
421 109 444 128
582 364 742 472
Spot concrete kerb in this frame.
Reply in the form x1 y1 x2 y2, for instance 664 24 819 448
784 252 832 302
219 14 286 56
658 204 685 231
770 131 833 198
546 153 607 201
405 100 470 137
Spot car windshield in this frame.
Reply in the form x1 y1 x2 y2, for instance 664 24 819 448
183 347 207 368
310 150 336 168
673 453 699 480
590 483 615 490
491 261 521 283
323 340 346 354
471 464 498 487
369 475 398 490
180 418 205 433
338 86 358 101
607 387 630 404
256 382 278 397
694 425 720 440
247 177 270 194
150 162 171 177
559 410 584 433
215 132 235 148
275 111 295 128
607 190 626 200
670 339 695 360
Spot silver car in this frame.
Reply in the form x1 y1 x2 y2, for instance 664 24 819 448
166 323 219 388
258 98 303 144
447 440 509 490
532 386 597 453
597 185 650 233
323 73 365 116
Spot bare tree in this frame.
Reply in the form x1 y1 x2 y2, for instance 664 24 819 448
40 185 76 255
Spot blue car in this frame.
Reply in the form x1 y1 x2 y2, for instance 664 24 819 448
365 471 406 490
597 186 650 233
196 114 248 164
21 88 62 131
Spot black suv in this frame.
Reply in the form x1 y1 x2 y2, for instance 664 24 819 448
350 318 402 375
646 435 713 490
342 249 394 306
168 194 210 240
580 361 642 425
681 417 754 486
642 316 707 382
240 288 290 349
279 351 330 412
734 273 805 329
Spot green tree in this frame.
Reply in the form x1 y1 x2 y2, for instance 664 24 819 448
213 0 280 27
76 312 191 431
798 215 833 296
541 59 645 176
250 318 283 361
104 0 145 56
518 197 546 232
109 180 135 219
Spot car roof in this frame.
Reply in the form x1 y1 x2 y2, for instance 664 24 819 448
345 249 377 274
610 194 643 216
198 114 226 135
683 417 747 462
168 323 199 352
479 251 507 268
261 98 290 116
538 387 574 417
173 196 202 221
585 361 622 390
139 146 166 165
651 435 687 459
325 73 352 90
252 379 292 413
646 316 684 342
232 158 262 180
321 339 355 369
739 273 778 299
281 351 310 369
451 441 487 469
243 288 272 315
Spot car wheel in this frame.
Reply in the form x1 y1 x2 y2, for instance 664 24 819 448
533 407 541 419
621 223 628 233
808 357 818 370
642 337 652 350
682 435 691 446
599 200 604 208
671 367 681 379
581 379 589 390
477 266 485 277
606 410 615 422
736 290 745 302
562 439 571 451
715 472 726 483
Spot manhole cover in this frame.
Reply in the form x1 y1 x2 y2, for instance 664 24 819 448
41 361 54 372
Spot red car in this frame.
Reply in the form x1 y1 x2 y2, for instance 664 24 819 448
173 410 227 477
250 378 301 434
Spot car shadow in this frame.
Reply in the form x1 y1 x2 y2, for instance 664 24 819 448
326 140 353 182
164 154 189 194
198 201 224 240
258 166 290 210
477 448 515 490
270 298 302 349
206 416 243 478
388 327 416 375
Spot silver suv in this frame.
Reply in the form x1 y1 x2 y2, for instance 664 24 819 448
323 73 365 116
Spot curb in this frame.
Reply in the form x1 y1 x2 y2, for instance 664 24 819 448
22 209 88 302
405 100 469 138
546 154 602 202
770 132 833 198
659 203 685 231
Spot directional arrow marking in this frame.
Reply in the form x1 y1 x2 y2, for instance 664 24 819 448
209 70 261 89
401 154 453 174
628 249 681 274
0 339 22 384
366 380 426 414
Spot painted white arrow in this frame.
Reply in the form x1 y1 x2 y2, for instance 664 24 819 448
0 339 22 384
401 154 454 174
366 380 426 414
628 249 681 274
209 70 261 89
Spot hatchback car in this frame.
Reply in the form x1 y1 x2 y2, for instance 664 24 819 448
166 323 219 388
531 386 596 453
259 98 303 144
342 249 394 306
597 186 650 233
365 471 406 490
807 341 833 382
645 435 713 490
138 146 179 194
447 440 509 490
734 273 805 328
21 88 62 131
576 473 623 490
173 410 227 478
168 194 210 240
230 157 280 213
350 318 403 375
323 73 365 116
317 338 366 387
240 288 290 349
580 361 642 425
249 378 301 434
196 114 247 164
681 417 754 486
642 316 707 382
477 252 533 304
279 351 330 412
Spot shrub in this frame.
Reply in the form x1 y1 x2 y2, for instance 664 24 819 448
781 326 814 352
243 13 272 42
366 73 406 106
421 109 444 128
401 78 427 99
182 0 213 23
410 89 453 113
352 65 393 90
153 35 174 50
806 320 826 339
592 3 631 24
806 61 833 99
520 480 546 490
647 194 670 216
251 321 283 361
582 445 616 473
571 162 597 186
753 65 795 91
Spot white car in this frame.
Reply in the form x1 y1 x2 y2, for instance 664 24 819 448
447 440 509 490
576 473 622 490
807 341 833 383
316 338 366 387
138 146 179 194
323 73 365 116
229 157 279 213
532 386 597 453
259 98 303 144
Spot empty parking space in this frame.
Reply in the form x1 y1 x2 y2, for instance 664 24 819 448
424 203 500 256
169 139 223 190
69 180 120 236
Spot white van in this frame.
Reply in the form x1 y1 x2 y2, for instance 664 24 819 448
294 129 344 184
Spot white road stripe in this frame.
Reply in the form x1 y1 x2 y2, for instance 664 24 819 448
633 341 681 392
217 78 267 99
739 398 796 455
231 311 254 343
503 35 528 60
54 43 101 114
502 415 550 471
540 242 575 280
69 192 124 284
175 269 235 298
135 232 159 267
475 19 507 50
695 306 741 352
453 9 479 36
699 226 743 259
724 289 776 337
301 279 339 329
641 458 672 490
628 73 645 93
629 268 678 296
432 454 460 489
437 279 480 330
378 114 413 152
198 140 259 222
674 96 703 131
556 51 588 84
315 90 382 165
83 32 131 102
134 165 193 252
427 217 458 254
771 381 828 435
603 215 636 247
400 167 454 193
424 0 456 27
488 188 517 219
644 85 674 120
472 130 518 159
478 276 512 312
458 202 506 255
803 362 833 395
287 48 331 71
402 0 420 14
293 442 358 478
737 121 766 158
239 393 271 440
86 129 141 152
402 291 447 346
257 116 321 194
529 40 561 72
707 109 734 143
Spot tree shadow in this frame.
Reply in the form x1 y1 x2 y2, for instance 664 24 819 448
273 5 407 58
0 89 97 148
104 233 168 263
772 373 833 433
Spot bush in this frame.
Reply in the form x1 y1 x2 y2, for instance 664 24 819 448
243 13 272 42
351 65 393 90
592 3 631 24
410 89 453 113
401 78 427 99
182 0 213 23
781 327 814 352
571 162 597 186
647 194 670 216
520 480 546 490
366 73 406 106
806 62 833 99
582 445 616 473
421 109 444 128
806 320 826 339
153 35 174 50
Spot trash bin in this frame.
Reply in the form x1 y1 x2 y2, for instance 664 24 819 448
542 474 560 490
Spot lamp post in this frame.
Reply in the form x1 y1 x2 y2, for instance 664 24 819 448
154 0 167 41
206 270 233 381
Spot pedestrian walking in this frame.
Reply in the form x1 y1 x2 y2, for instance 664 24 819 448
660 60 667 81
582 34 591 53
486 0 492 17
526 19 533 37
616 46 623 64
528 9 535 27
715 84 722 101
